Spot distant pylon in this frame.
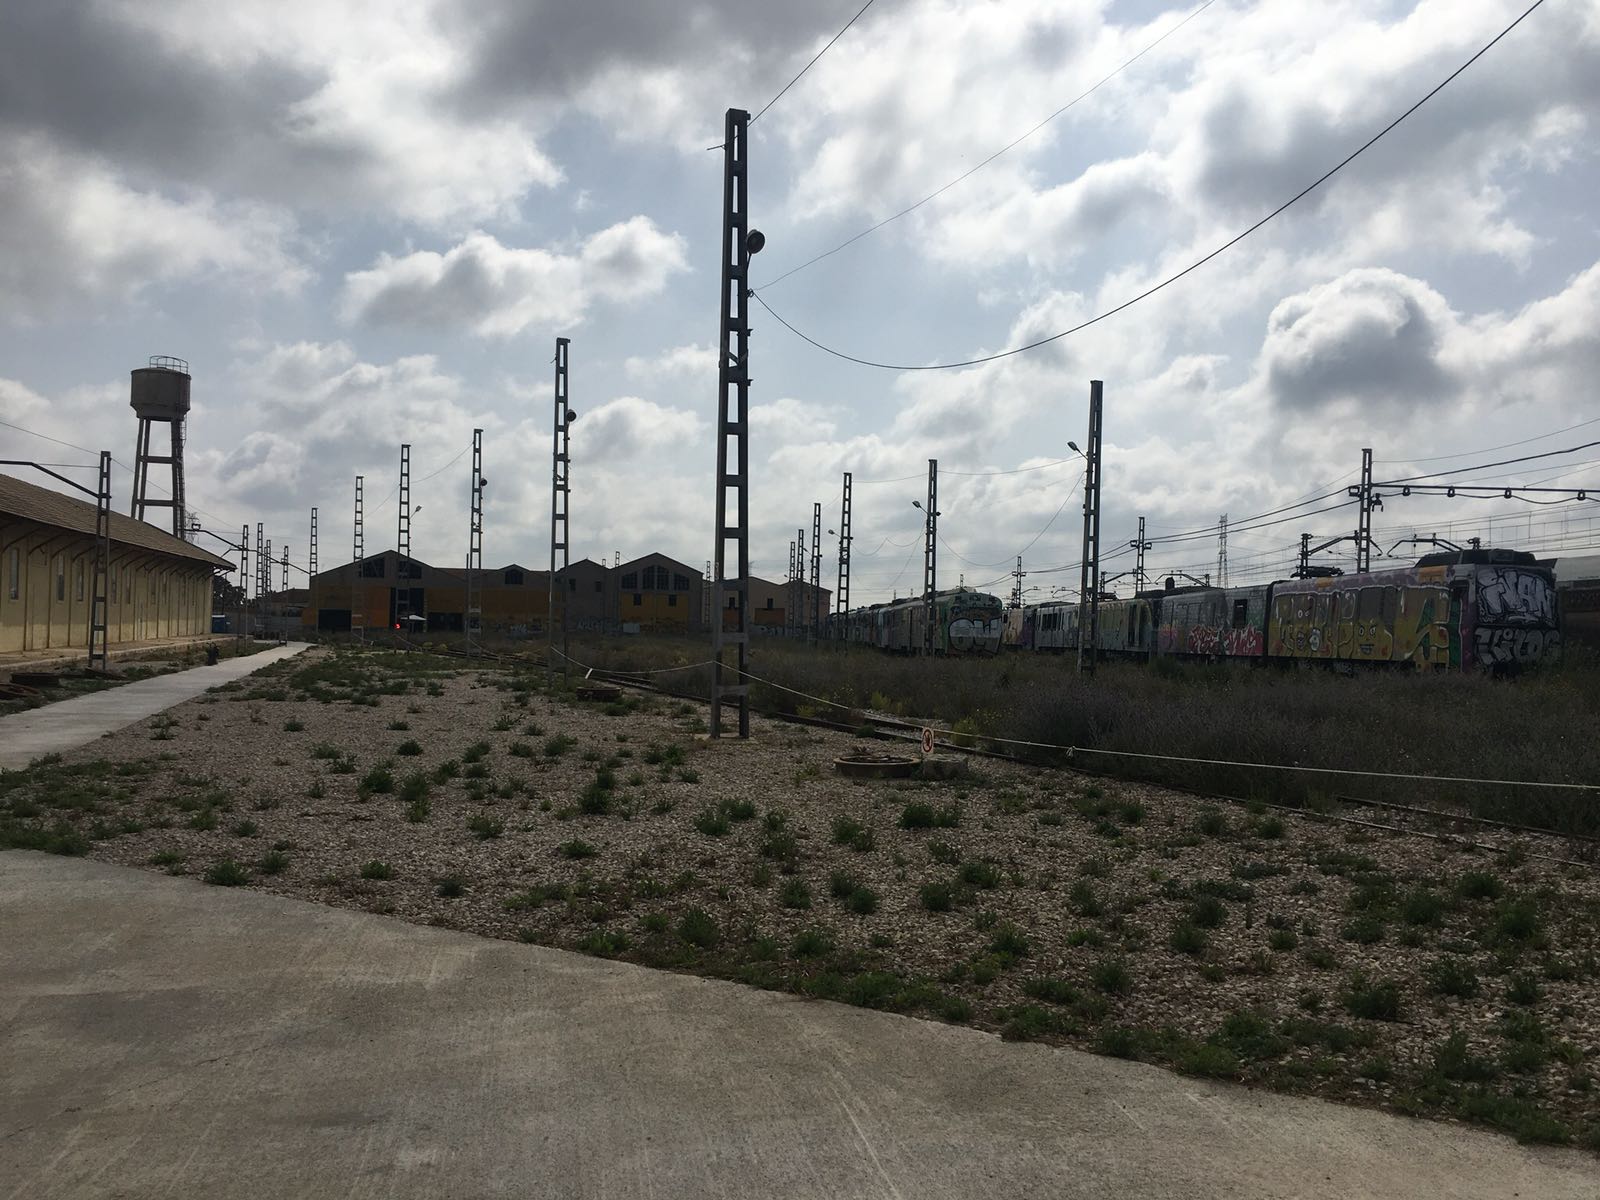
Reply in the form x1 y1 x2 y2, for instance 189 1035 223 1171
1217 513 1228 588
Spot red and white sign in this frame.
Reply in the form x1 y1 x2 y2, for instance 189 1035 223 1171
920 726 936 756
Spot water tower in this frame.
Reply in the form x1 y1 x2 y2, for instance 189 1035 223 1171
129 355 191 539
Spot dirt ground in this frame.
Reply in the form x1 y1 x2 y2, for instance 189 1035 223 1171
4 646 1598 1150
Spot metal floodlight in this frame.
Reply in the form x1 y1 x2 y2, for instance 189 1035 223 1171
1580 490 1588 501
912 500 922 509
1503 489 1513 499
1401 486 1411 496
746 229 766 255
1447 487 1456 497
480 476 489 488
1068 441 1081 453
566 409 578 424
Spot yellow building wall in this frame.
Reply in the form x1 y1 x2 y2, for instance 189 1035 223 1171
622 591 691 630
0 524 213 654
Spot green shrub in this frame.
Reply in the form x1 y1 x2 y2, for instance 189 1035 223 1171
920 881 955 912
1092 957 1131 995
1343 973 1402 1021
1170 921 1207 956
204 858 250 887
1427 956 1480 998
359 860 394 880
678 907 719 949
779 879 812 909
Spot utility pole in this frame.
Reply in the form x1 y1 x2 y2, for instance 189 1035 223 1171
1130 517 1150 592
1076 380 1103 675
788 538 798 634
710 105 758 739
397 443 412 632
281 543 288 593
702 560 712 633
550 336 572 683
255 522 265 638
89 451 111 671
836 472 852 633
352 476 364 642
1298 532 1310 578
1216 513 1228 588
1353 447 1374 573
1010 555 1026 609
466 428 484 654
309 507 318 577
238 522 249 644
922 458 938 656
264 538 271 598
810 500 822 641
795 527 807 637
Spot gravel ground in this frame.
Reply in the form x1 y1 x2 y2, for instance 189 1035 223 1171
5 646 1598 1150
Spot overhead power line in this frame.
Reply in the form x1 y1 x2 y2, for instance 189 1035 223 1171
1377 438 1600 485
756 0 1219 291
752 1 878 127
1374 414 1600 464
755 0 1548 371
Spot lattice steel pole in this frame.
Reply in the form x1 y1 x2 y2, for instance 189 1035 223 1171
1076 381 1103 675
922 459 938 655
238 523 249 643
353 476 364 642
796 527 806 638
710 107 758 739
281 543 289 593
810 501 821 641
550 337 572 683
88 451 111 670
836 472 852 635
466 428 484 654
1131 517 1150 592
1356 448 1374 573
788 538 798 635
397 443 412 631
1216 513 1228 588
309 507 318 623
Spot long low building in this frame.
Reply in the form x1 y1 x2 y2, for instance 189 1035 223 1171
0 472 233 655
301 552 830 638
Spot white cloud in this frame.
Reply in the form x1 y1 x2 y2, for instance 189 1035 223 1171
0 134 306 321
341 219 689 337
624 343 717 381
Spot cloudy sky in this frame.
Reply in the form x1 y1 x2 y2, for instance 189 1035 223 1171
2 0 1597 603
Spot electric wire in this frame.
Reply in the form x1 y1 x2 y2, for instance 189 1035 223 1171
755 0 1219 290
753 0 1548 371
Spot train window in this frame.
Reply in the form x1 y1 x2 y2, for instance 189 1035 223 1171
1274 595 1292 622
1231 598 1248 629
1382 587 1399 625
1338 590 1358 620
1358 587 1383 619
1314 594 1332 626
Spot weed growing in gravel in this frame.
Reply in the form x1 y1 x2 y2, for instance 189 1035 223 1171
791 925 833 957
360 861 394 880
990 923 1031 959
204 859 250 886
900 801 960 830
545 735 577 759
1456 870 1505 901
779 878 812 909
283 719 305 733
678 907 719 949
1190 895 1227 929
920 881 955 912
559 839 597 859
1427 956 1481 998
959 860 1000 889
387 720 410 731
1507 972 1542 1006
436 874 466 898
1170 921 1208 956
463 741 492 764
310 743 341 760
396 740 423 756
1343 972 1402 1021
1092 957 1131 994
1068 878 1103 918
579 930 631 956
257 850 289 875
844 886 879 915
359 765 395 797
468 813 505 840
694 806 730 836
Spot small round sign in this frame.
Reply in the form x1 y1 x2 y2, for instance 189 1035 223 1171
920 726 936 756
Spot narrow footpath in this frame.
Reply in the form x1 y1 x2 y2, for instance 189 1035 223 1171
0 642 308 769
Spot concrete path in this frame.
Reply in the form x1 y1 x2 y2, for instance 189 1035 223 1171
0 642 308 769
2 853 1591 1200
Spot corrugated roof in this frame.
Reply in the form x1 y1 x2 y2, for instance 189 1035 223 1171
0 472 233 569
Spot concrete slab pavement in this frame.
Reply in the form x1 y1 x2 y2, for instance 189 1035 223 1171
2 852 1592 1200
0 642 309 769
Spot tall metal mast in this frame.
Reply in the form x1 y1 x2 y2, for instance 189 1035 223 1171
710 107 757 738
1076 381 1103 675
835 472 852 634
397 443 412 630
466 428 484 654
922 459 938 655
550 336 572 682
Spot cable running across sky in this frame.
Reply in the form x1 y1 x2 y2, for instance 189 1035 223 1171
754 0 1219 290
754 0 1547 371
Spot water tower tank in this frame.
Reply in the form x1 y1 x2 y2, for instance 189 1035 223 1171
130 355 191 421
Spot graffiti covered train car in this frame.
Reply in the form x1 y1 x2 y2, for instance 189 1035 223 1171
1006 549 1561 672
844 589 1006 655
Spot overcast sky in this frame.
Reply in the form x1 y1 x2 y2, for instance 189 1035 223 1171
2 0 1597 602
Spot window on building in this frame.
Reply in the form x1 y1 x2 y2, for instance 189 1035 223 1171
593 581 602 593
668 594 677 607
765 598 774 610
6 547 17 601
109 563 117 599
74 560 85 602
504 569 524 585
568 578 576 591
640 565 665 590
727 596 737 609
621 572 638 589
632 592 643 606
673 573 689 591
360 559 386 578
55 556 64 601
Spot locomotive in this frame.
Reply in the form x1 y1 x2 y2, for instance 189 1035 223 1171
1007 548 1560 671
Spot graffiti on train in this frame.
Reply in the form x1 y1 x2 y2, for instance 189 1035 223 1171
1478 568 1556 626
1184 626 1265 656
1475 626 1561 666
948 611 1004 653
